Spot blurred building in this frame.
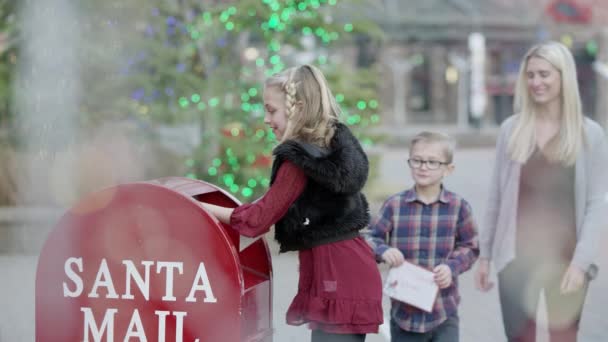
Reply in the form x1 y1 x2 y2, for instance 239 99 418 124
347 0 608 131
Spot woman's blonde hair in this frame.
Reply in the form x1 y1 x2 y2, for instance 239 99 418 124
264 64 340 147
508 41 584 165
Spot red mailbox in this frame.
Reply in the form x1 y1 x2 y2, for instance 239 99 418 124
36 177 273 342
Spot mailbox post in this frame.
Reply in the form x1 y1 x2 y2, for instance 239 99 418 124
36 177 273 342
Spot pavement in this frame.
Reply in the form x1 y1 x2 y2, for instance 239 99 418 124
1 147 607 341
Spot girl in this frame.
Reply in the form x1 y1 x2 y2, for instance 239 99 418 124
201 64 383 342
475 41 608 341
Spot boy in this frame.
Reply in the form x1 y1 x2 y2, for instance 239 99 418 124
368 131 479 341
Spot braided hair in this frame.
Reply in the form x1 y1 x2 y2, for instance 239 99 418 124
264 64 341 147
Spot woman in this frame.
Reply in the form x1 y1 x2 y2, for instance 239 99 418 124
475 41 608 341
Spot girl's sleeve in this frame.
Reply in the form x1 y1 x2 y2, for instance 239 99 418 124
229 161 307 237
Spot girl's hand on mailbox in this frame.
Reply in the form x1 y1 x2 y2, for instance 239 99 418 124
200 202 234 224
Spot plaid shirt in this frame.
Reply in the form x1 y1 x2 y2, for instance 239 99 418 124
368 187 479 333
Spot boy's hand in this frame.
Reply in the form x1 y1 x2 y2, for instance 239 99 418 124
433 264 452 289
381 248 404 267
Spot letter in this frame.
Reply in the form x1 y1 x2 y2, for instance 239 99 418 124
122 260 153 300
63 257 83 297
173 311 187 342
185 262 217 303
89 258 119 299
81 307 117 342
123 309 147 342
156 262 183 301
155 310 170 342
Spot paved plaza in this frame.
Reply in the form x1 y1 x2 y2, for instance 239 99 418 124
1 147 607 341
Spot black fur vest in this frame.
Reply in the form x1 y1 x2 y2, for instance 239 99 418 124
270 123 370 252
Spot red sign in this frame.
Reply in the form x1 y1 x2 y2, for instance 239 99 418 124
36 178 272 342
546 0 592 23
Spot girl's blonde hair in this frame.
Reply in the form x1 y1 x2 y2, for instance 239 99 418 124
508 41 584 165
264 64 340 147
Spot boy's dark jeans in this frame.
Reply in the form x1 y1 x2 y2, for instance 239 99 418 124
310 330 366 342
390 316 459 342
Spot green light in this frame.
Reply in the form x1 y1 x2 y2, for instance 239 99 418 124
212 158 222 167
336 93 344 103
311 0 320 8
228 6 237 14
197 102 206 111
178 97 189 108
186 173 197 179
226 22 234 31
231 128 240 137
202 12 212 24
256 58 265 67
261 179 270 187
318 55 327 64
242 187 253 197
191 94 201 103
315 28 325 37
302 27 312 35
357 101 366 110
268 14 280 29
369 99 378 109
248 179 258 187
344 23 353 32
586 40 598 56
241 103 251 111
270 40 281 52
191 30 200 40
226 148 234 156
241 93 250 102
208 167 217 176
185 158 195 167
255 129 265 138
220 12 230 22
267 129 276 141
230 184 239 193
246 154 256 163
371 114 380 123
209 98 219 107
270 55 281 65
248 88 258 97
412 54 424 65
347 116 357 125
298 2 307 10
329 0 337 5
223 174 235 186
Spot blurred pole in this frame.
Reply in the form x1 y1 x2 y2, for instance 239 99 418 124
468 32 487 128
387 59 414 126
15 0 80 205
449 54 470 129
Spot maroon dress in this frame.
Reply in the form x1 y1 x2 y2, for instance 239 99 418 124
230 161 383 334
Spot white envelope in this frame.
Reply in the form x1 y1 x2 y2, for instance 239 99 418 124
383 262 439 313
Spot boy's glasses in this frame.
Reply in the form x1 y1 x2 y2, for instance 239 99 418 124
407 158 448 170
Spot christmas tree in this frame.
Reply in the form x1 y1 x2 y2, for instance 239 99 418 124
111 0 384 200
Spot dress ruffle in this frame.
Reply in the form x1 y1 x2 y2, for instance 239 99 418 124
286 291 383 334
